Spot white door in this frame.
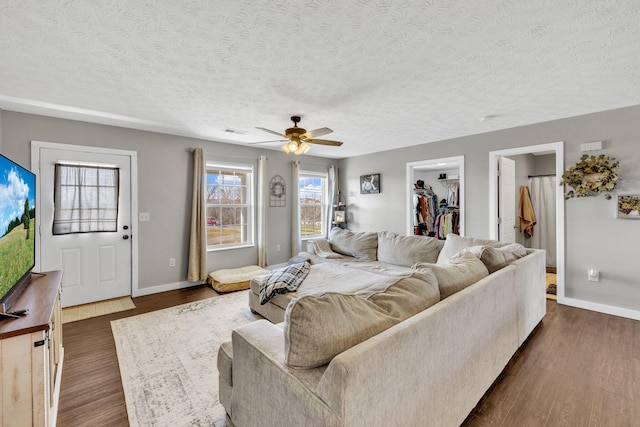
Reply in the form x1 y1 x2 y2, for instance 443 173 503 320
38 146 132 307
498 157 516 243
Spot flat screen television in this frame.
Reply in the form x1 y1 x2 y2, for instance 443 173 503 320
0 153 36 313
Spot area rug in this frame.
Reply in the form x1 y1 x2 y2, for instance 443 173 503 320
62 296 136 323
111 290 260 427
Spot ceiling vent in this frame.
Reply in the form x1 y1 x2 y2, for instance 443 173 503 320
223 128 247 135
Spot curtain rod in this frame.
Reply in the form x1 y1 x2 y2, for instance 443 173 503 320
299 161 337 168
185 148 260 160
528 174 556 178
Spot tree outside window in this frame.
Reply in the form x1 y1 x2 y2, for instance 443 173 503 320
206 164 253 248
299 173 327 238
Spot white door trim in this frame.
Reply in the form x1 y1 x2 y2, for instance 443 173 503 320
31 141 139 299
488 142 565 303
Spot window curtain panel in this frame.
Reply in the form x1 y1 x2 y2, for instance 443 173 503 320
257 155 268 267
291 160 301 256
326 165 336 236
188 148 207 282
528 176 557 267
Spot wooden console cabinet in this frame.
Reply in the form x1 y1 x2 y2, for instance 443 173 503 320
0 271 63 427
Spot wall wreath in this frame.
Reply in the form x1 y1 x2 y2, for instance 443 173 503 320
269 175 286 207
560 154 619 199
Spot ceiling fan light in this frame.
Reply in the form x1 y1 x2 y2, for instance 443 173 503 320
297 142 311 155
281 143 292 154
288 141 298 152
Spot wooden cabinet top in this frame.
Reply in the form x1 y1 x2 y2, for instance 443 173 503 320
0 270 62 340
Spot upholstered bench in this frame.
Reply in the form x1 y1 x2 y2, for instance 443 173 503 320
207 265 268 293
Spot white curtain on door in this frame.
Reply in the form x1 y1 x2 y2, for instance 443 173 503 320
291 161 301 256
528 176 556 267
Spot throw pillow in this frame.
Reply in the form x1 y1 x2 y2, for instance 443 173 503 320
436 233 506 264
311 238 342 258
284 270 439 369
377 231 441 267
414 252 489 299
461 243 527 273
328 227 378 261
259 261 311 305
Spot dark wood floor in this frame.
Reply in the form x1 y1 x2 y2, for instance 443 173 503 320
58 289 640 427
57 284 220 427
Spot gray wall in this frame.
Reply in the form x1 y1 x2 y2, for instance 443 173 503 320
0 111 336 291
338 104 640 313
535 153 556 175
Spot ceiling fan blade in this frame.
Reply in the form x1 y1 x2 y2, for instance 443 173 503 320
248 139 288 145
256 127 288 138
301 127 333 139
307 139 343 147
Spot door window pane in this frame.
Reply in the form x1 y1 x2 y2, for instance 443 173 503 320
53 164 119 234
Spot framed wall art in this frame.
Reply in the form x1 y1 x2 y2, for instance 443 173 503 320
360 173 380 194
617 195 640 219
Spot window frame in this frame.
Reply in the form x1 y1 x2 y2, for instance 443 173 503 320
298 171 329 240
205 161 255 251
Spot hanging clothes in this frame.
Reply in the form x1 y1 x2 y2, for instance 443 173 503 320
447 181 460 207
413 187 438 236
518 185 536 239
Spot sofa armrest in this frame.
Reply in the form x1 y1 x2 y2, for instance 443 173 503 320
230 320 338 427
512 248 546 345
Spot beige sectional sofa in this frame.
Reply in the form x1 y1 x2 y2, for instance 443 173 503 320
219 230 546 427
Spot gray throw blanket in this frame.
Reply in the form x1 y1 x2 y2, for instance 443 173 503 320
259 261 311 305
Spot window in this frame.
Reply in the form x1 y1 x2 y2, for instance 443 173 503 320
205 162 253 249
299 172 328 238
53 163 119 234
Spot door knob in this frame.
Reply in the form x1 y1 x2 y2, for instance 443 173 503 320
123 235 130 240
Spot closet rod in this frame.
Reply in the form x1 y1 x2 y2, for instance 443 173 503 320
528 174 556 178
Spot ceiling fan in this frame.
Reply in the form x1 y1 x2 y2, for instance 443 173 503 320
253 116 343 155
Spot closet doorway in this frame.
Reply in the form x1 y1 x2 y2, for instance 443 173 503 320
489 142 565 303
406 156 465 238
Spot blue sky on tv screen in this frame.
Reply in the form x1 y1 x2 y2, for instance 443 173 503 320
0 156 36 236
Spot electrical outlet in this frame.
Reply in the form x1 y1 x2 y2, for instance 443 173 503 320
588 268 599 282
169 258 176 268
276 244 281 252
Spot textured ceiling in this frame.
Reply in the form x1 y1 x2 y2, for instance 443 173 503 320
1 1 639 159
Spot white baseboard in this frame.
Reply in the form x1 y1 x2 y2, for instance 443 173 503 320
560 296 640 321
132 280 198 298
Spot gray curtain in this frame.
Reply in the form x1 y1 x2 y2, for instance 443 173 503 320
187 148 207 282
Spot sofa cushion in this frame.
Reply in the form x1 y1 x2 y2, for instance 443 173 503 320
377 231 441 267
462 243 527 273
329 228 378 261
284 270 440 369
414 252 489 299
436 233 506 264
310 237 342 258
